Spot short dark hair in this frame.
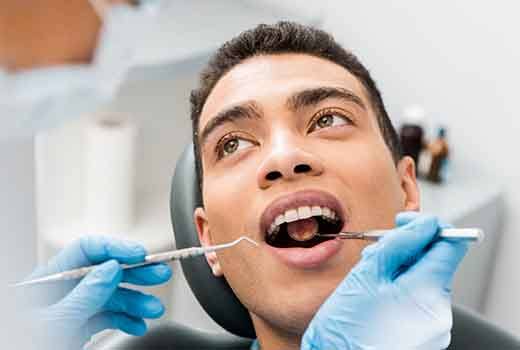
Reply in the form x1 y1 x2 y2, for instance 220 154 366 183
190 21 401 192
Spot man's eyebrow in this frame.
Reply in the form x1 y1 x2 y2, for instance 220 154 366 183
199 101 262 147
286 86 367 111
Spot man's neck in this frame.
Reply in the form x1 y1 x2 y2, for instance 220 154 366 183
251 314 302 350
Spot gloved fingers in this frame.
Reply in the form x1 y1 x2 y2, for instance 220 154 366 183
390 213 450 276
397 238 469 292
377 214 439 280
27 236 146 280
122 262 172 286
58 259 123 321
81 311 147 343
395 211 421 227
79 235 147 265
358 210 422 262
104 287 165 319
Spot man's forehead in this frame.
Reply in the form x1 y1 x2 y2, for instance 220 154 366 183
199 53 369 130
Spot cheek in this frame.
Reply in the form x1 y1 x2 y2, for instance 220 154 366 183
203 165 256 238
211 240 267 312
205 153 258 196
329 138 403 225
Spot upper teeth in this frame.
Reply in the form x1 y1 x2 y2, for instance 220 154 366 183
267 206 338 236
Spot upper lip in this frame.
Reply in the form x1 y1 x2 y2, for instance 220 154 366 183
259 189 347 239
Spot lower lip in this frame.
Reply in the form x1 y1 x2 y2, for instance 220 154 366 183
265 239 343 269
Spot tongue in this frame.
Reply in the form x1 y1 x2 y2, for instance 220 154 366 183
287 217 319 242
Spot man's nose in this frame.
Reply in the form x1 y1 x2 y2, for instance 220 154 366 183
257 143 324 189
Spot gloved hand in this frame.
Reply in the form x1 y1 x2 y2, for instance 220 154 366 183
22 236 172 349
301 212 469 350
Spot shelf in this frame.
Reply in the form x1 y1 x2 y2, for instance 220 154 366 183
419 173 503 224
419 169 504 313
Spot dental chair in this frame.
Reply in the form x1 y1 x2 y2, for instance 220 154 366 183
98 144 520 350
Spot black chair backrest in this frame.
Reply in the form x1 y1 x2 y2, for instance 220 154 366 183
170 143 255 338
97 305 520 349
98 321 253 350
449 305 520 349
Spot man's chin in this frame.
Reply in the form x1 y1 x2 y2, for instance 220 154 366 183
250 307 316 338
248 289 333 336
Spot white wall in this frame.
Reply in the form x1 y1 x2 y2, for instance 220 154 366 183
0 137 37 346
264 0 520 334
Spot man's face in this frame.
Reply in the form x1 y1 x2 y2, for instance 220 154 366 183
194 54 419 335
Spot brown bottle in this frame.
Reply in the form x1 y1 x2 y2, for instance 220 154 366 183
399 106 425 176
427 128 449 183
400 124 424 174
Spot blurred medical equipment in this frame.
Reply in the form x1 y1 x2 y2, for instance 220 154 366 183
0 0 178 141
12 236 257 287
426 127 450 183
398 105 451 183
317 227 484 243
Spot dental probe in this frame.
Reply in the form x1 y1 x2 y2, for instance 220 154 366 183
317 228 484 243
11 236 258 288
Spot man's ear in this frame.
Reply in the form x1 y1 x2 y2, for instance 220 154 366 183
193 207 223 277
397 156 420 211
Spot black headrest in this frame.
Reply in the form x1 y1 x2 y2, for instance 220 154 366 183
170 143 256 338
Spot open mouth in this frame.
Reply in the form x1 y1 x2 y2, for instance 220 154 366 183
260 190 346 249
266 208 343 248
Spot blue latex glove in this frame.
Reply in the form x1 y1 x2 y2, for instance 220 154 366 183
22 236 172 349
301 212 469 350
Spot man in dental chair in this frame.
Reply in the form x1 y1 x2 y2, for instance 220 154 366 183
19 22 470 350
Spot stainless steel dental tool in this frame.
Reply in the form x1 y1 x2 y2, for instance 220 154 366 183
317 228 484 243
11 236 258 288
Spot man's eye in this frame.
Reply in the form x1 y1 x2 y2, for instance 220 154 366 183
310 113 351 132
217 136 255 158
